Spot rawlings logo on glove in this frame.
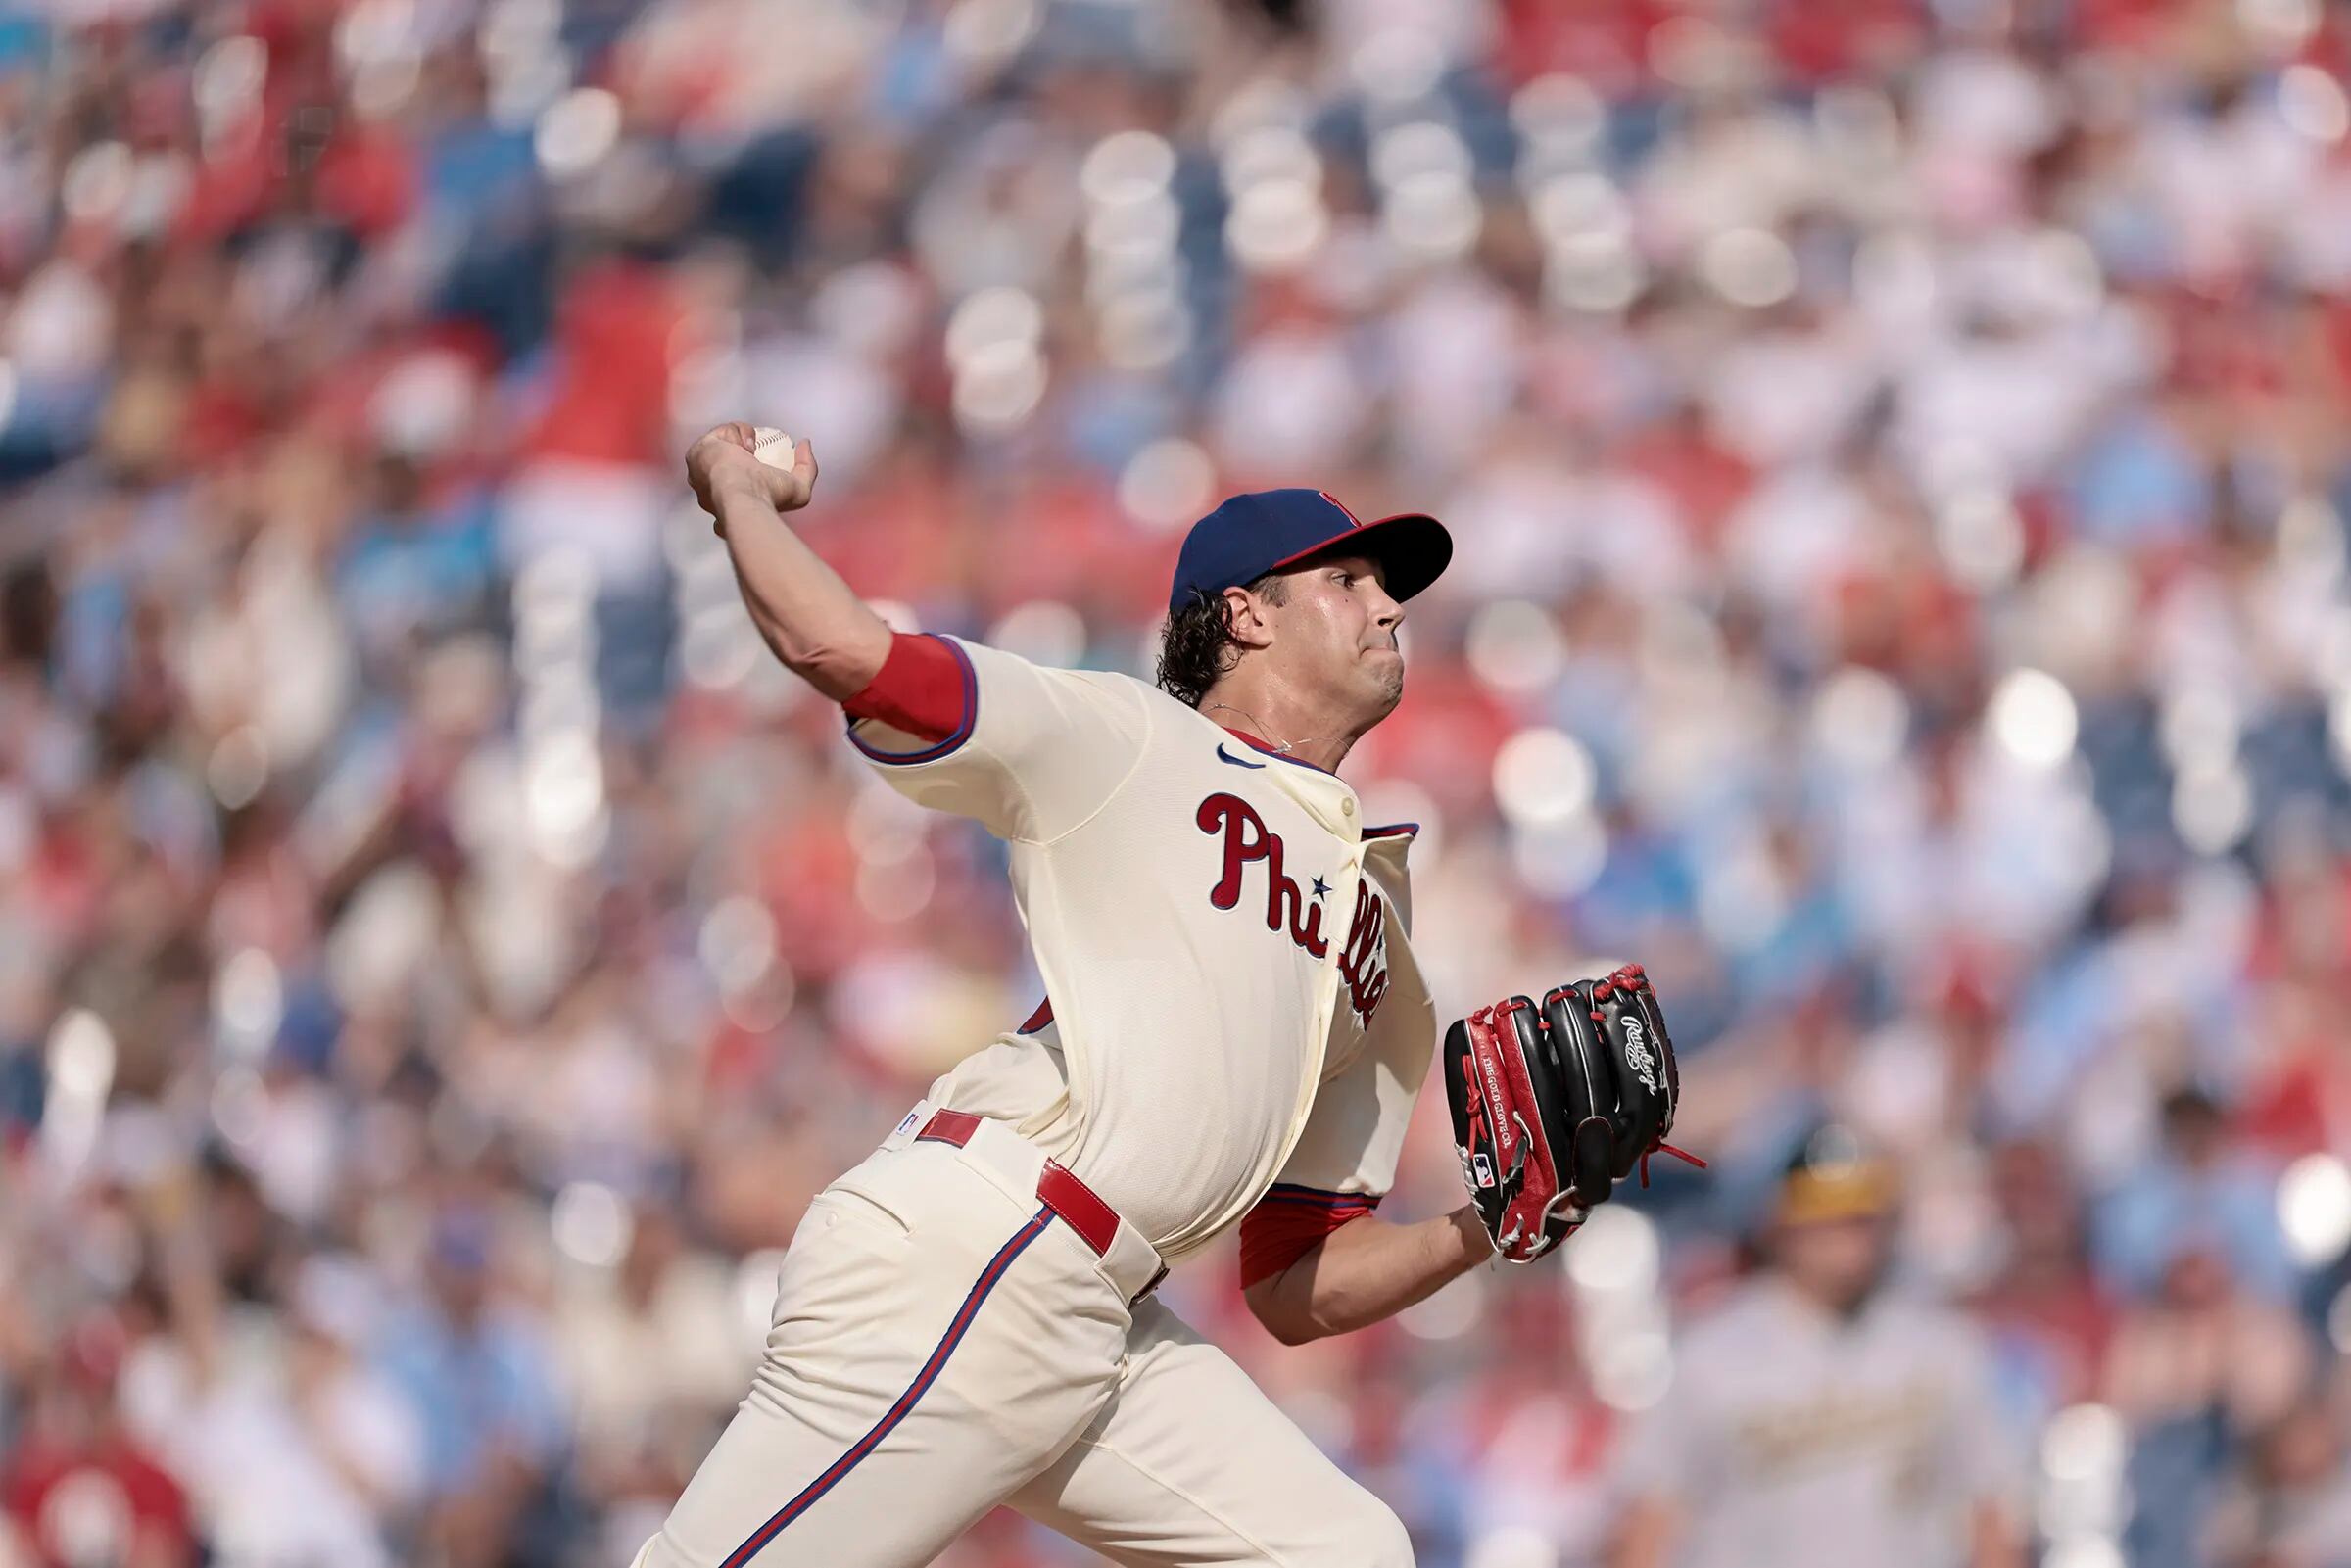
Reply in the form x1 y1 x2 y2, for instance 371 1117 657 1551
1441 964 1703 1263
1621 1017 1659 1094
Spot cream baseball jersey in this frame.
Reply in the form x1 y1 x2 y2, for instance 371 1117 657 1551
847 634 1437 1263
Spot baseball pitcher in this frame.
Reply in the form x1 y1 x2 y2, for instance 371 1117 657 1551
636 425 1692 1567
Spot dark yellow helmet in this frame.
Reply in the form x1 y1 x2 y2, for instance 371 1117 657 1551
1775 1123 1898 1225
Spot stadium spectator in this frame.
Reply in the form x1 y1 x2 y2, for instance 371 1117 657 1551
1608 1127 2025 1568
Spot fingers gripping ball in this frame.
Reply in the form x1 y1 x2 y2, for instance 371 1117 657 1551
752 427 798 469
684 423 818 526
1442 964 1703 1263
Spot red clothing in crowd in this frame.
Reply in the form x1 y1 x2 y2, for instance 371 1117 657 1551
4 1437 198 1568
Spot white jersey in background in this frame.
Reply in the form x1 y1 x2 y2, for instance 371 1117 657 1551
1618 1278 2025 1568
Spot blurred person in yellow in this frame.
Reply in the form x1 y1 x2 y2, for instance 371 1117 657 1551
1608 1124 2026 1568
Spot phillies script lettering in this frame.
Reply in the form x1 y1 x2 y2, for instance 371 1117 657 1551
1196 792 1391 1026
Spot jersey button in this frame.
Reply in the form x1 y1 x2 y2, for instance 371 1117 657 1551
1341 800 1355 818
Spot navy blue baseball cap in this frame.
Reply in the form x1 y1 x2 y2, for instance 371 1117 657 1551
1167 489 1453 617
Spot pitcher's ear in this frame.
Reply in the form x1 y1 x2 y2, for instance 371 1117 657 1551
1223 583 1277 650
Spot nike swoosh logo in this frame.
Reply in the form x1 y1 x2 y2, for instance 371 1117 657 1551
1215 744 1267 769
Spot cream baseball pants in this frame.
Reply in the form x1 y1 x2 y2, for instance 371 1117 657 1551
630 1104 1412 1567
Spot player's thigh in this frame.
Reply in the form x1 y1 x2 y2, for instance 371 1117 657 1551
1009 1299 1414 1568
640 1155 1129 1568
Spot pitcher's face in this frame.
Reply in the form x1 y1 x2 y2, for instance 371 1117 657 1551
1265 554 1406 720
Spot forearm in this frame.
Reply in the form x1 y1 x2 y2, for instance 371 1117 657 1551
707 477 891 699
1248 1205 1492 1344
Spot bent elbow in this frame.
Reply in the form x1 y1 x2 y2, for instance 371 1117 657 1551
809 628 894 701
1267 1315 1322 1347
1256 1299 1337 1347
746 617 820 677
1244 1279 1326 1347
763 633 869 704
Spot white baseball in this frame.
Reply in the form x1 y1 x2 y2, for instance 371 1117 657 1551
751 427 798 470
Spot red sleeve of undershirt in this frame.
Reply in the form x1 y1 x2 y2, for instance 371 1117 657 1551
1238 1186 1381 1288
841 633 969 743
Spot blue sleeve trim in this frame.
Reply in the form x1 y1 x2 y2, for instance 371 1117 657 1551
845 635 979 766
1258 1182 1384 1210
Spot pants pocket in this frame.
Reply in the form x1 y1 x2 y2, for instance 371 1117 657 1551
818 1183 917 1240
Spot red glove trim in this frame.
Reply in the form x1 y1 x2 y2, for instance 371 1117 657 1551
1239 1188 1380 1287
1467 999 1576 1259
843 633 972 749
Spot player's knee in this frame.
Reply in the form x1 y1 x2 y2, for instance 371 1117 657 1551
1313 1492 1413 1567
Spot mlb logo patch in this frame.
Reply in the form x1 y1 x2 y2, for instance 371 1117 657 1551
894 1110 923 1139
1472 1152 1495 1189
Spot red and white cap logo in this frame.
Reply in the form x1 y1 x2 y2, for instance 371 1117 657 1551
1318 491 1364 528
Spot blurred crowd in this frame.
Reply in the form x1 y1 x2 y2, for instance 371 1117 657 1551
5 0 2351 1564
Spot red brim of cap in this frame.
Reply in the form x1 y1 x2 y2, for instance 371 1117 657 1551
1265 512 1454 602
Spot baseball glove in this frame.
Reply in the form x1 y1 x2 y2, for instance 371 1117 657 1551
1441 963 1703 1263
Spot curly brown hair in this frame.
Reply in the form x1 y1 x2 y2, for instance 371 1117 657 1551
1155 573 1287 708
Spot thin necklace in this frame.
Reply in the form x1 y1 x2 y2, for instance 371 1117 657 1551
1203 701 1328 756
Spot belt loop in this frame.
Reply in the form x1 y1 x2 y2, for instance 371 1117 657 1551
1131 1263 1168 1307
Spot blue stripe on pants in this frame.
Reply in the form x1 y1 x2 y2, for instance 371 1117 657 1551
718 1204 1054 1566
